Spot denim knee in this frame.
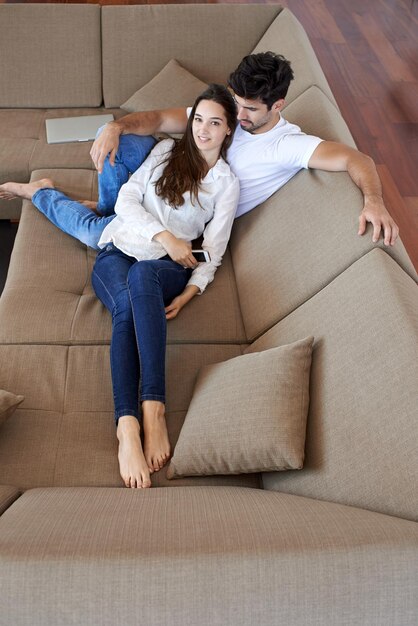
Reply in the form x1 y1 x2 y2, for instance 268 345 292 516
79 231 102 250
112 288 134 324
127 260 160 295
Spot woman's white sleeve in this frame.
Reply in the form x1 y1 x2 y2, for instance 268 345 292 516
113 141 171 241
187 176 240 294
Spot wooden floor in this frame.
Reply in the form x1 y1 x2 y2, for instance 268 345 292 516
1 0 417 270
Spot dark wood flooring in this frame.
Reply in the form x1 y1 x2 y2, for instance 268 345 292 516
1 0 417 287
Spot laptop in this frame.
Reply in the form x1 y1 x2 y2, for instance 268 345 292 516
45 113 114 144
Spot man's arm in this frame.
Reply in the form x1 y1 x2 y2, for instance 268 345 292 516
308 141 399 246
90 108 188 173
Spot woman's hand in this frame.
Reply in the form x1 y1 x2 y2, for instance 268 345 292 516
165 285 200 320
165 295 186 320
154 231 197 268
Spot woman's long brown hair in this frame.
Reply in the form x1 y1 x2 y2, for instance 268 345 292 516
154 84 237 209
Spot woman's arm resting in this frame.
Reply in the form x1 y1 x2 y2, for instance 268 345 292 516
153 230 197 268
165 285 200 320
90 108 189 173
308 141 399 246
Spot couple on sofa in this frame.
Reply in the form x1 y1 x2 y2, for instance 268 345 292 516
0 52 399 489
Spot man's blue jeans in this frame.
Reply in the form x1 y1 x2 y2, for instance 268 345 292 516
31 133 157 249
91 244 192 422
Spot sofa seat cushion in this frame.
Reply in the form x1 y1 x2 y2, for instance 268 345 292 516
29 108 126 172
0 109 124 177
1 487 417 625
0 343 260 490
248 249 418 522
0 486 20 516
0 185 246 345
0 109 126 220
0 136 38 220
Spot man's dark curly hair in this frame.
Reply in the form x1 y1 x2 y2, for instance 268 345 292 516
228 52 294 109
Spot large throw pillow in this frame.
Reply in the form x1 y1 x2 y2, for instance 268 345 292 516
167 337 314 479
121 59 208 112
0 389 24 427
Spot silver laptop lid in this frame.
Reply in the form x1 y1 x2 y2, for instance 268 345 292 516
45 114 114 144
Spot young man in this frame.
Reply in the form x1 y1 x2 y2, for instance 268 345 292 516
0 52 399 246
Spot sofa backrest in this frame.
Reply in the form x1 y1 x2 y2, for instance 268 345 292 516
252 8 338 107
0 3 336 114
245 250 418 523
0 4 102 108
101 4 282 108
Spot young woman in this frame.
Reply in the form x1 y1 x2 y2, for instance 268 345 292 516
1 85 239 488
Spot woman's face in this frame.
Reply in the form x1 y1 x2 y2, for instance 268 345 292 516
192 100 231 157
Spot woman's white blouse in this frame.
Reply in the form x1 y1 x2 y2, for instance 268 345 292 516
98 139 240 294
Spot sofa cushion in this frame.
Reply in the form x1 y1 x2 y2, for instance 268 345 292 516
0 4 102 108
251 8 338 108
0 138 36 183
0 486 20 516
0 186 246 346
230 164 416 341
282 86 356 147
0 109 125 220
29 109 119 172
102 4 282 108
0 344 69 489
167 337 313 479
248 250 418 522
122 59 208 112
0 110 45 201
0 342 260 490
1 487 417 625
0 389 24 427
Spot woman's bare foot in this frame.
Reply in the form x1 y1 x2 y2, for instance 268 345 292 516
142 401 171 472
116 415 152 488
0 178 54 201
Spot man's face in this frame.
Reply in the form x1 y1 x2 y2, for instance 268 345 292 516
233 94 282 134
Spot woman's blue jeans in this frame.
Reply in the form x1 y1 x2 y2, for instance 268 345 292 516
92 244 192 423
31 133 157 249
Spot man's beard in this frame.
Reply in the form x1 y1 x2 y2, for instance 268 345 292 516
239 114 272 134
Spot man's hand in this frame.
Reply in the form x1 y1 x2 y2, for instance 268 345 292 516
358 196 399 246
309 142 399 246
90 122 122 173
154 231 197 267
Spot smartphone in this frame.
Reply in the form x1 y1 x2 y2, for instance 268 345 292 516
192 249 211 263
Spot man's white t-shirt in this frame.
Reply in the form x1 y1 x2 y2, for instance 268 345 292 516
187 107 323 217
228 117 323 217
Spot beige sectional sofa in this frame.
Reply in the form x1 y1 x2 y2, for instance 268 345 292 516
0 4 417 625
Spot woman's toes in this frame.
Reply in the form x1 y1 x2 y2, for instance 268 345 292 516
142 407 171 473
154 455 166 471
117 416 152 488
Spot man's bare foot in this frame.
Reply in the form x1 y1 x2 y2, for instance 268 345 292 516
0 178 54 201
142 401 171 472
116 415 152 488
